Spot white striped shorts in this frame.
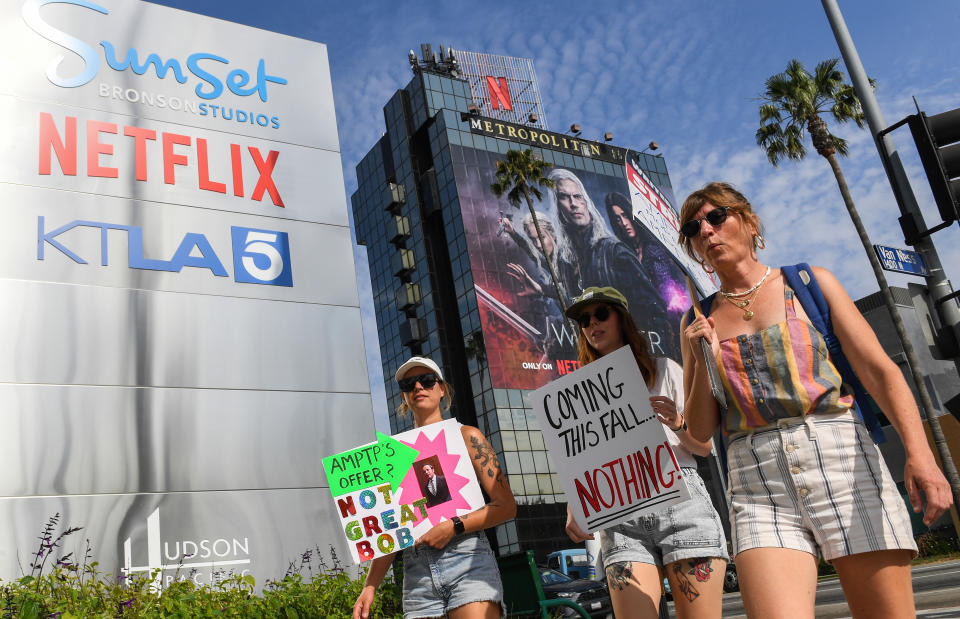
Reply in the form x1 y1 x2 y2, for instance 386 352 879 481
727 409 917 561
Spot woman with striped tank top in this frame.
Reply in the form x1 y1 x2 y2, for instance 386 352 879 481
676 182 951 619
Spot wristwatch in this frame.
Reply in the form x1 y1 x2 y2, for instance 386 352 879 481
672 415 687 433
452 516 465 535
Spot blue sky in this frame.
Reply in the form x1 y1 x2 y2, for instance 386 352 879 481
149 0 960 427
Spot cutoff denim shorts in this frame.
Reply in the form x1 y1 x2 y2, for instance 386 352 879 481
599 468 729 568
401 531 505 618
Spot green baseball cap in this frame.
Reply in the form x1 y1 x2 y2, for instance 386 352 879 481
564 286 628 319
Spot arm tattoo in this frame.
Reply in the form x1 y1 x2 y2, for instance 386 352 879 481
469 435 505 486
605 561 633 592
671 562 700 603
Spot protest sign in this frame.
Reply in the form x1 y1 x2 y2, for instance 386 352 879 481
323 418 484 564
532 345 690 532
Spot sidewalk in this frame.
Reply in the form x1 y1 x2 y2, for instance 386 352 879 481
718 593 960 619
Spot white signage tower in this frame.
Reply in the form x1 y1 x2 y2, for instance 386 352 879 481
0 0 375 586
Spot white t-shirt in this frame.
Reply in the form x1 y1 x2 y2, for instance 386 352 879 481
650 357 698 469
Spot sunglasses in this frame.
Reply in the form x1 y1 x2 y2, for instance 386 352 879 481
397 373 441 392
680 207 730 238
577 305 613 329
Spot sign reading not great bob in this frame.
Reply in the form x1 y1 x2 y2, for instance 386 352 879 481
532 345 690 532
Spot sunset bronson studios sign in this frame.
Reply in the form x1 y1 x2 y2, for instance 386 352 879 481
0 0 373 586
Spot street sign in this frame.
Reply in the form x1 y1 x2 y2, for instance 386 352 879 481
874 244 929 277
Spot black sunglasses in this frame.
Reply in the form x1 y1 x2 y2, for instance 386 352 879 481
577 305 613 329
398 373 441 392
680 207 730 238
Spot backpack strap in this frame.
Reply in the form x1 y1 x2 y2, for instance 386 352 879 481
684 292 718 326
781 264 886 443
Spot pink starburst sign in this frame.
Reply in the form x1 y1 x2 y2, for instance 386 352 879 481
327 418 484 564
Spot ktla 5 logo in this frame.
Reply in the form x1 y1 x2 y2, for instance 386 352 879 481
38 217 293 287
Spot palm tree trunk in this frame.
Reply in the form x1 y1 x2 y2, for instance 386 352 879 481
825 152 960 507
523 194 570 315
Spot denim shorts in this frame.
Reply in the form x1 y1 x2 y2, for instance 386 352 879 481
727 410 917 561
599 468 729 568
401 531 505 618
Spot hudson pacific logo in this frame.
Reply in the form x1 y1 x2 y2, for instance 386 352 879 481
22 0 288 129
38 217 294 287
122 507 252 590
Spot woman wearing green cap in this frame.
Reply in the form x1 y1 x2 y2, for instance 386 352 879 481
563 287 728 619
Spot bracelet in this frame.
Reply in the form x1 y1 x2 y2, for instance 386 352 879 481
452 516 465 535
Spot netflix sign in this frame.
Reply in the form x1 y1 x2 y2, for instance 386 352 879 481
0 0 369 587
485 76 512 111
0 0 352 298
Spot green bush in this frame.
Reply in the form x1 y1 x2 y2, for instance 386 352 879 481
1 515 403 618
916 530 960 558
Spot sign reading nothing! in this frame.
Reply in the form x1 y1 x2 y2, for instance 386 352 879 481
532 345 689 532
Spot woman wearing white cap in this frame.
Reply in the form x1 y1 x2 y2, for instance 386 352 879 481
353 356 517 619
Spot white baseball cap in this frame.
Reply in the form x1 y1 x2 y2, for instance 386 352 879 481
394 356 444 383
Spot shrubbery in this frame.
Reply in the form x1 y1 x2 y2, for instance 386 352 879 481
1 515 403 618
916 530 960 558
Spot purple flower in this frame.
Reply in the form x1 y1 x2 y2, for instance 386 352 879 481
122 598 135 608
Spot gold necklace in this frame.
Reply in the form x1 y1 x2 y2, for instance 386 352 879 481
730 290 759 319
722 266 772 320
728 278 768 320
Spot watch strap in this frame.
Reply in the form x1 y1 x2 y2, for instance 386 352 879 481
452 516 465 535
671 415 687 433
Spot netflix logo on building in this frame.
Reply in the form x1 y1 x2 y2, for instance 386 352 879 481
485 76 512 111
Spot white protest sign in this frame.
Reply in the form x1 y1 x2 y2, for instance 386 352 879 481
626 157 717 294
533 345 690 532
323 418 485 564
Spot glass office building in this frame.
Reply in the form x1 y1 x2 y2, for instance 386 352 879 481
351 47 720 557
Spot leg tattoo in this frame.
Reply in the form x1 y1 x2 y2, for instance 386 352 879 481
687 558 714 583
672 562 700 603
605 561 634 592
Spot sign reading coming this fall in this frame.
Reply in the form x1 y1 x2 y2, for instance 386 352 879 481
323 419 484 564
532 346 689 532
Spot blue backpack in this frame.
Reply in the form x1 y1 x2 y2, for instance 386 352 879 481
688 263 886 443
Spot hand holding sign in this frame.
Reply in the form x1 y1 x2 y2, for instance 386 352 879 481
685 276 726 409
533 345 690 533
324 419 486 564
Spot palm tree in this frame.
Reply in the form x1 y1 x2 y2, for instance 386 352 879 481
756 59 885 300
757 59 960 503
491 148 569 314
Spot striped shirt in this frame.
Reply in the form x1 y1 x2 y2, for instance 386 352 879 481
717 285 854 434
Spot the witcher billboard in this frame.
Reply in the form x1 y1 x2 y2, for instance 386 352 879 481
451 143 708 390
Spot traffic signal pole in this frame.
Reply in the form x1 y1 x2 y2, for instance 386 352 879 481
821 0 960 511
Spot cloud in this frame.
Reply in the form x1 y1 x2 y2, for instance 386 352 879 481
149 0 960 399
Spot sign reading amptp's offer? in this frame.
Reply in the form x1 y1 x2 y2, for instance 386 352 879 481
533 345 689 532
323 419 485 564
